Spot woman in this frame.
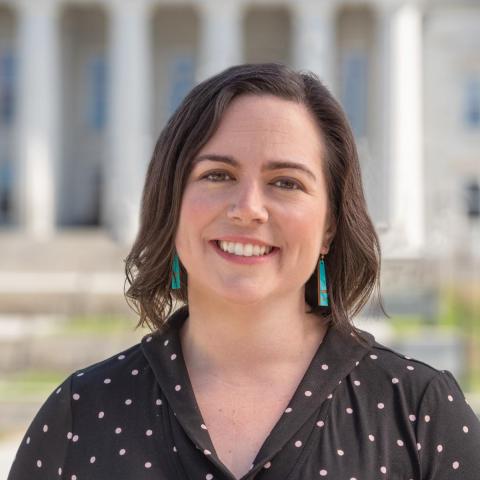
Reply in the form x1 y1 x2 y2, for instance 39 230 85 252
8 63 480 479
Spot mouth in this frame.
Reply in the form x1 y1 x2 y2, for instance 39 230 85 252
210 240 279 264
214 240 277 257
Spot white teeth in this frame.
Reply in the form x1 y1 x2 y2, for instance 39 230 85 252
218 241 273 257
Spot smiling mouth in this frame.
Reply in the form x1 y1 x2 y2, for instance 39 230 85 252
214 240 277 257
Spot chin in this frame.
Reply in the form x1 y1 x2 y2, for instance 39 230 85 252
213 284 271 306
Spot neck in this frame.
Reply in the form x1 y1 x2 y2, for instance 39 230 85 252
179 285 328 385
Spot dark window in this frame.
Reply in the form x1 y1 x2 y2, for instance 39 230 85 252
465 179 480 219
168 55 195 115
464 77 480 128
0 50 15 126
87 55 107 131
341 51 368 138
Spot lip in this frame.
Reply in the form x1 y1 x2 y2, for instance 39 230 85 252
210 240 279 265
213 236 276 248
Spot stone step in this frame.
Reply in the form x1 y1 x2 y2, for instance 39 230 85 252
0 314 146 374
0 230 131 314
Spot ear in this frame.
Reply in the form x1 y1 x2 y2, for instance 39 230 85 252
322 216 337 255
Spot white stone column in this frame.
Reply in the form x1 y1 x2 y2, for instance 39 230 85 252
104 0 152 245
292 0 336 90
195 0 243 82
378 0 424 256
15 0 59 239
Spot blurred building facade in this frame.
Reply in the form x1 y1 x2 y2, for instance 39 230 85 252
0 0 479 313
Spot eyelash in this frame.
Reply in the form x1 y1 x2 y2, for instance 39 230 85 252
201 171 303 191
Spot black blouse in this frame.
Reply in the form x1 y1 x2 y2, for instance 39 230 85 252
8 305 480 479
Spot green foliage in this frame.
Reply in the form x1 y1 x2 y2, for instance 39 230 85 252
389 314 427 337
54 313 140 336
0 370 65 401
440 287 480 390
388 285 480 393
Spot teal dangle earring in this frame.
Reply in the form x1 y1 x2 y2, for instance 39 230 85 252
317 254 328 306
171 253 181 290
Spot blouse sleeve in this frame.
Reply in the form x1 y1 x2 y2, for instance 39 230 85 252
416 370 480 479
7 375 73 480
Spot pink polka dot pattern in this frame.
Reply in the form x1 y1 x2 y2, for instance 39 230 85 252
7 306 480 479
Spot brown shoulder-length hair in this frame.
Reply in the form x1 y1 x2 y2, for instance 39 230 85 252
125 62 386 338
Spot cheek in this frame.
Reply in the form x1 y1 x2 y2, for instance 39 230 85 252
181 188 219 220
277 202 327 260
177 187 223 240
280 202 327 232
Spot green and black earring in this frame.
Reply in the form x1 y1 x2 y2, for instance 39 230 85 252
317 254 328 306
171 253 180 290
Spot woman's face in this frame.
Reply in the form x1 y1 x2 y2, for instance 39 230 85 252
175 94 334 306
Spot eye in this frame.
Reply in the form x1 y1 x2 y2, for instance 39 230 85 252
273 178 303 190
201 171 233 182
200 171 303 190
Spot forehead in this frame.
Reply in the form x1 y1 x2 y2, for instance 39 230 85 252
202 94 325 161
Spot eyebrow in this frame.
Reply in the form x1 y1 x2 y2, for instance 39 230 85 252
192 154 317 181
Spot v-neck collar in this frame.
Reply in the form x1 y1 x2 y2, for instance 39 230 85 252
141 305 375 479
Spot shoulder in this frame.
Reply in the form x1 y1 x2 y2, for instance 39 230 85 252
353 331 456 404
349 332 480 478
341 331 478 432
366 337 443 379
33 333 168 436
72 341 145 381
7 336 159 479
67 334 157 404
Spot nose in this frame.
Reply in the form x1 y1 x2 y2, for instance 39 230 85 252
227 181 269 225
